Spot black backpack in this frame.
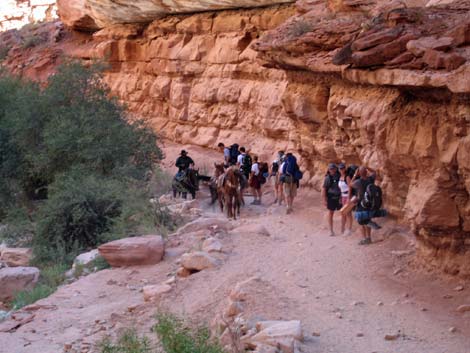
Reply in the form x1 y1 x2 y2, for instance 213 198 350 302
272 161 279 174
346 165 358 180
361 183 383 210
325 173 341 199
241 154 252 175
229 144 240 165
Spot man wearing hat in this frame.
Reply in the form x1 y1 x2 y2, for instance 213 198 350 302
322 163 342 236
175 150 194 172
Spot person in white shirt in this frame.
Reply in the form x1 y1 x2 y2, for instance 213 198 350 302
218 142 231 167
270 151 285 205
249 155 262 205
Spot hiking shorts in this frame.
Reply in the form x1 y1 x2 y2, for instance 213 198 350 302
250 175 261 189
355 205 370 225
327 197 342 211
284 182 297 198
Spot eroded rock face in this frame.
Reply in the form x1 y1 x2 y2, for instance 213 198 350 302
1 2 470 276
57 0 294 30
0 0 57 31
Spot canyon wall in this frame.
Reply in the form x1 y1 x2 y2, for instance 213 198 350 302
0 0 57 31
1 0 469 277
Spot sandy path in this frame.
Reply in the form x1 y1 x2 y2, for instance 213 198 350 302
1 143 469 353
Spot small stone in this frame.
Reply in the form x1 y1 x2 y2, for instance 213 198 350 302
312 331 321 337
421 307 428 312
449 327 457 333
351 301 364 306
377 301 384 306
164 276 176 285
454 285 464 292
384 334 399 341
64 343 72 351
443 294 453 299
393 268 403 275
127 305 138 312
335 312 343 319
356 332 364 337
402 293 409 298
456 304 470 313
176 267 191 278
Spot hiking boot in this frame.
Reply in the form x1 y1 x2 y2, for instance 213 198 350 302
273 198 278 204
329 231 336 237
343 229 352 236
286 207 292 215
250 200 258 205
358 237 372 245
366 221 381 230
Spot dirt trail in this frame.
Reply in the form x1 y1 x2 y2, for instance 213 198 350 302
1 143 469 353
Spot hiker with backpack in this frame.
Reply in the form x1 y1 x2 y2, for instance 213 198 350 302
281 152 302 214
271 151 285 206
338 163 353 236
249 155 263 205
350 166 383 245
237 146 251 190
218 142 239 168
322 163 342 236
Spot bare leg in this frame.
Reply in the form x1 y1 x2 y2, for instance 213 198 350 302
328 210 335 236
341 213 346 234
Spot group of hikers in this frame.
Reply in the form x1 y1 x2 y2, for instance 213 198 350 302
217 143 303 215
175 144 385 245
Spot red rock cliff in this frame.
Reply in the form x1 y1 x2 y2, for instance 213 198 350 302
1 0 469 277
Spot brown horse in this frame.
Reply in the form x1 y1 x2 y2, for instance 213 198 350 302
212 163 241 219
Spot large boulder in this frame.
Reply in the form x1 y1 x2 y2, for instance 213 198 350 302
0 267 40 302
180 251 218 271
57 0 294 30
0 248 32 267
98 235 165 267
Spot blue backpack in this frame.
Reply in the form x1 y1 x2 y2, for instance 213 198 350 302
283 155 303 180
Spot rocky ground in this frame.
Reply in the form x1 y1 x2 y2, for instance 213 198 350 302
0 143 469 353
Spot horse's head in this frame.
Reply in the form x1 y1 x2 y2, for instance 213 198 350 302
214 163 225 177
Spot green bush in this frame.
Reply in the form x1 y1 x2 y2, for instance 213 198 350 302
32 172 126 264
154 314 226 353
12 284 55 309
11 262 68 309
98 315 226 353
0 61 165 264
99 329 151 353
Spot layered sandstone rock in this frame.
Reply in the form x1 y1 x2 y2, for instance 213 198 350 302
98 235 165 267
57 0 294 30
0 248 32 267
0 0 57 32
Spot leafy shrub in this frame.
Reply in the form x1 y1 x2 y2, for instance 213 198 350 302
98 315 226 353
99 329 151 353
0 61 165 264
11 262 68 309
21 33 47 49
12 284 55 309
154 314 226 353
32 173 125 264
